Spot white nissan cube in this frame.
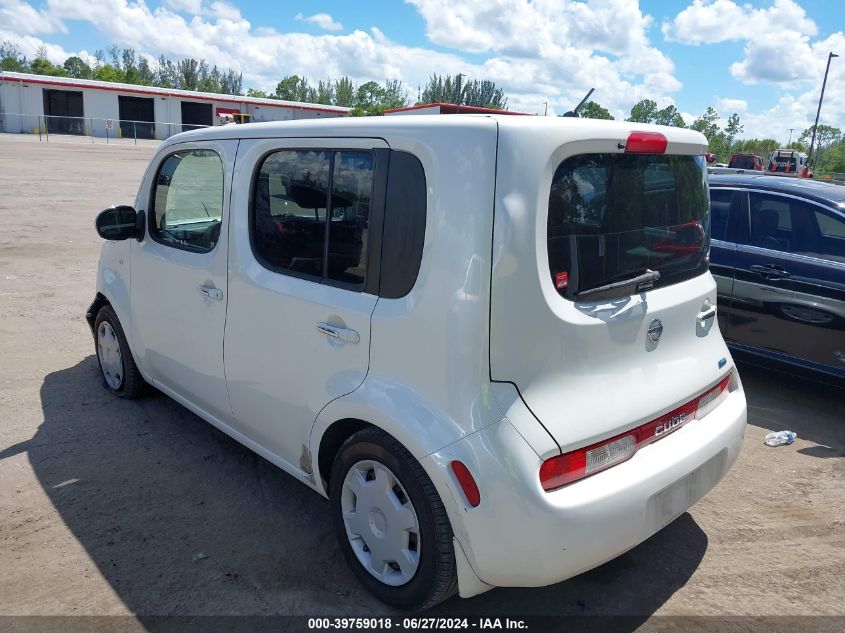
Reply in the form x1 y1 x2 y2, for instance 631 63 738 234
89 115 747 609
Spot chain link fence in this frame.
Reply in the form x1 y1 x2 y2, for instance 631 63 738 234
0 112 211 145
814 172 845 185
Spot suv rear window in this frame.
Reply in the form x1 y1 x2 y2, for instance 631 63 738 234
548 153 709 300
729 155 756 169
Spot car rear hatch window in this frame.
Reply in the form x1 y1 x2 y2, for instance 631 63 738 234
548 153 710 301
729 155 755 169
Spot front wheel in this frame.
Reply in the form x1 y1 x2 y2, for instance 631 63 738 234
94 305 148 399
330 427 458 609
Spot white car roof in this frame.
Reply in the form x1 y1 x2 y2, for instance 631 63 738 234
161 114 707 151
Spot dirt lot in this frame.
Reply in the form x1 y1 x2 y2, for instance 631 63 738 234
0 133 843 630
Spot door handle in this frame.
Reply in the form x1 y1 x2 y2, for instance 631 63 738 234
697 304 717 321
198 285 224 301
749 264 790 279
317 322 360 344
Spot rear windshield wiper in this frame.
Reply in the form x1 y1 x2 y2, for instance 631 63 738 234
574 269 661 299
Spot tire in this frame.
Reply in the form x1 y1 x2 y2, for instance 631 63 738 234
94 304 148 399
330 427 458 610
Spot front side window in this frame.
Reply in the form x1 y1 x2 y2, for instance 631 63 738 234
253 149 373 289
151 149 223 253
548 153 710 300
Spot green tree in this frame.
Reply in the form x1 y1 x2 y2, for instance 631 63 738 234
177 58 199 91
316 79 334 105
30 46 67 77
334 77 355 107
627 99 658 123
799 124 842 156
653 104 686 127
137 56 155 85
736 138 779 158
63 56 92 79
690 106 720 139
0 41 28 72
724 113 744 151
578 101 614 120
420 74 507 109
121 48 139 84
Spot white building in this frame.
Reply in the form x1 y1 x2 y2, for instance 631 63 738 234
0 71 350 140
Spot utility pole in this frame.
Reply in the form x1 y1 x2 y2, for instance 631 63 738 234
544 102 548 116
787 128 795 145
808 51 839 164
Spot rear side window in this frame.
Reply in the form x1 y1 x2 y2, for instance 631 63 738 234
748 193 845 260
252 149 374 289
151 149 223 253
548 154 709 300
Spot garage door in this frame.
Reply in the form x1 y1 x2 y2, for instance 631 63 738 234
181 102 212 132
43 89 84 135
118 96 155 139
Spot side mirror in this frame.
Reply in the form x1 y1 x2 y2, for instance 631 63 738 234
95 205 144 241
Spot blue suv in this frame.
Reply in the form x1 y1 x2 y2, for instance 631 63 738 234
709 174 845 380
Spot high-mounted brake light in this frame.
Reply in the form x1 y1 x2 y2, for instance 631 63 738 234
540 373 732 492
624 131 668 154
451 460 481 507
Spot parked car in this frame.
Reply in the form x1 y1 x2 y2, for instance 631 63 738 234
767 148 812 178
710 174 845 380
88 117 747 609
728 153 764 171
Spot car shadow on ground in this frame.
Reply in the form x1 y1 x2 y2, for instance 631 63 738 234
736 360 845 458
11 356 716 628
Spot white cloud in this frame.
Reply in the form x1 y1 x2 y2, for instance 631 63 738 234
716 97 748 113
662 0 816 46
295 12 343 32
663 0 839 87
0 0 683 118
162 0 202 14
0 0 66 35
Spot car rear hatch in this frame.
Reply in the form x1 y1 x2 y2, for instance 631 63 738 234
490 118 733 461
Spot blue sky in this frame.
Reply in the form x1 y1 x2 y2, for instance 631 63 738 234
2 0 843 141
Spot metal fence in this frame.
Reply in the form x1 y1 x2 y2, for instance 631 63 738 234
0 112 210 145
814 172 845 185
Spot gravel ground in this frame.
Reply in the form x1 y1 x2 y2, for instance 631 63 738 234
0 133 842 631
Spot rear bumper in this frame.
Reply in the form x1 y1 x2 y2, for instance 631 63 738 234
424 382 747 589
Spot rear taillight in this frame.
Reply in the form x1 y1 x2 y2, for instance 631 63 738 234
625 131 668 154
540 373 732 492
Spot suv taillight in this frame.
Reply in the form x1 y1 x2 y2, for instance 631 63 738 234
539 373 732 492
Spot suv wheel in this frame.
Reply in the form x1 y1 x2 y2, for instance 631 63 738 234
330 427 458 610
94 305 148 399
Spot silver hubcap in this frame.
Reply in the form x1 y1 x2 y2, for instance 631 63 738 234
341 460 420 586
97 321 123 390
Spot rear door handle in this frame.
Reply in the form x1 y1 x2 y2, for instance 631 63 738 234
317 322 360 344
198 285 224 301
749 264 790 279
697 305 717 321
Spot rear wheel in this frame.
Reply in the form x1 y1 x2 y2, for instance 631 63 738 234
94 305 148 399
329 427 458 609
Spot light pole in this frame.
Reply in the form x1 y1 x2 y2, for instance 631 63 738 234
808 51 839 165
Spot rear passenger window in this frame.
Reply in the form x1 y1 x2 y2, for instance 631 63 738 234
151 150 223 253
749 193 845 260
252 150 373 289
